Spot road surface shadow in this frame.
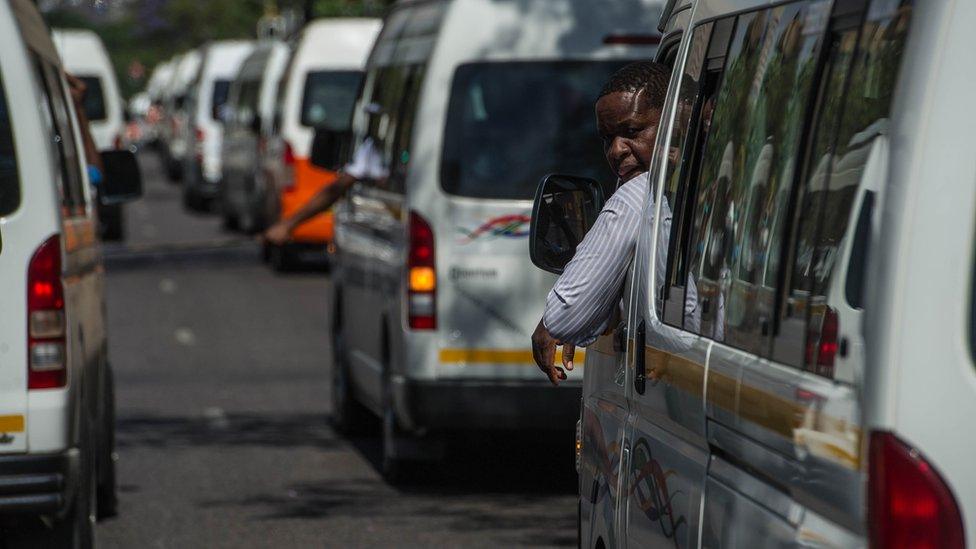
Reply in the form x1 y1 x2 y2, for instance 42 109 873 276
115 411 343 451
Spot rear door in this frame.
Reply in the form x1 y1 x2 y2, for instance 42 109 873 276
0 50 27 454
436 59 629 379
652 0 914 545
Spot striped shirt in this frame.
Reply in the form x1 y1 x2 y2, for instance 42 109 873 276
543 172 650 346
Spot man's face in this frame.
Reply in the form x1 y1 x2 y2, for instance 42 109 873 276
596 90 661 182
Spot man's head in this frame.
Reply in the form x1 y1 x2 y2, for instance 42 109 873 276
596 61 670 182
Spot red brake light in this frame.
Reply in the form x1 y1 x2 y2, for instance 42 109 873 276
27 235 66 389
283 140 296 166
869 432 965 549
195 127 205 143
408 211 436 330
805 306 838 377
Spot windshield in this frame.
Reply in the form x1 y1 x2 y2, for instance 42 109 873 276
300 70 363 130
211 79 232 120
441 61 626 200
0 73 19 216
78 75 107 121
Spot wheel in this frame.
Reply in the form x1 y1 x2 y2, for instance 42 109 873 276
183 189 206 212
165 158 182 182
381 371 411 483
329 329 372 435
269 245 293 272
97 365 118 519
221 211 239 231
261 242 272 264
100 210 125 242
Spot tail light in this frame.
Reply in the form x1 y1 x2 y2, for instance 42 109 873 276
282 141 296 193
27 235 66 389
407 211 436 330
805 306 838 377
869 432 965 549
283 140 296 166
194 127 205 162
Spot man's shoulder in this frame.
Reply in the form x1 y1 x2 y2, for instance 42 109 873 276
605 174 649 213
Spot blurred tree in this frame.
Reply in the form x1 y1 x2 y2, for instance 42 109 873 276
43 0 394 100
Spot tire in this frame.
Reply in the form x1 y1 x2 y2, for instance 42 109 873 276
269 245 293 272
97 365 118 519
183 189 206 212
100 208 125 242
221 212 239 232
329 330 372 436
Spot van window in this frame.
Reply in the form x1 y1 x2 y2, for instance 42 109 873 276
211 79 232 120
0 73 20 216
35 59 88 217
440 61 625 200
300 71 363 130
78 75 107 121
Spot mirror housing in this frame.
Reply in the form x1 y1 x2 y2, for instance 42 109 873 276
529 174 606 275
310 127 352 171
99 150 143 205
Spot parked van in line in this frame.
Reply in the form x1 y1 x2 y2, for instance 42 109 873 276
52 28 128 241
323 0 662 479
528 0 974 547
159 50 201 181
180 40 255 211
144 59 175 146
219 39 290 233
0 0 142 544
263 18 380 268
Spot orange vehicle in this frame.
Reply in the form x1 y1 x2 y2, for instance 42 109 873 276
263 18 381 269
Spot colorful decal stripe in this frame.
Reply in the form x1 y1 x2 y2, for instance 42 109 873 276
439 348 585 365
457 214 531 244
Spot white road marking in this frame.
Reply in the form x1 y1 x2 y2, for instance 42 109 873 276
202 407 229 429
159 278 177 294
174 327 196 346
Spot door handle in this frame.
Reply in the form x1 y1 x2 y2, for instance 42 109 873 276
634 319 646 395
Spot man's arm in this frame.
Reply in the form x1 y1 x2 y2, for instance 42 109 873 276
264 172 356 244
532 177 647 385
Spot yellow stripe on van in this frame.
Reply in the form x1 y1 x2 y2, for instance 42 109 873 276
0 415 25 433
439 348 585 365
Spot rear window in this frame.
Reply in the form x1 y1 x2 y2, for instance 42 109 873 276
441 61 626 200
0 73 20 216
78 75 106 121
211 79 232 120
300 70 363 130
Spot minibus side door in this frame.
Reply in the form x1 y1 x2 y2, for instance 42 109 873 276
618 8 716 548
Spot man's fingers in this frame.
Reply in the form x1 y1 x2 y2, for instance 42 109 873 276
562 344 576 371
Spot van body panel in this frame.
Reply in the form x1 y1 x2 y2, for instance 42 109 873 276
863 0 976 541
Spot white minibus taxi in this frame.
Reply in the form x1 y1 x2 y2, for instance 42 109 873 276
0 0 142 544
52 28 127 241
220 39 290 233
180 40 254 211
160 50 201 181
321 0 663 479
263 18 381 269
528 0 976 547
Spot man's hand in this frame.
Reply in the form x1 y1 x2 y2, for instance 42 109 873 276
263 221 292 245
66 73 87 106
532 319 575 386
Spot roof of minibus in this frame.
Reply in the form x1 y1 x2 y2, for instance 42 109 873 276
52 29 113 77
293 18 382 70
433 0 664 62
199 40 254 80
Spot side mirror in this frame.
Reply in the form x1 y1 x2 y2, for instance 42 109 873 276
310 128 351 171
529 174 605 274
99 150 143 205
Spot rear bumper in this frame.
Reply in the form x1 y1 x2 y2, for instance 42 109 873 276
0 449 78 515
395 378 581 432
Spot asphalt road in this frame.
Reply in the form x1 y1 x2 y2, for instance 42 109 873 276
94 151 577 548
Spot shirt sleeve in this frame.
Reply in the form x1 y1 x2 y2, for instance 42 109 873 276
543 181 647 346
